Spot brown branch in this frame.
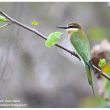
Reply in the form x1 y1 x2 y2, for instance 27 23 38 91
0 10 110 81
89 60 110 80
92 64 110 80
0 10 81 60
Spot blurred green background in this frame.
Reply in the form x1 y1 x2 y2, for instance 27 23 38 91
0 2 110 108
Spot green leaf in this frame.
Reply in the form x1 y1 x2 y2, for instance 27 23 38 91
31 21 39 26
0 16 8 23
98 58 106 68
45 32 62 48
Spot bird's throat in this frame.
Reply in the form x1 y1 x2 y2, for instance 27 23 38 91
67 28 78 38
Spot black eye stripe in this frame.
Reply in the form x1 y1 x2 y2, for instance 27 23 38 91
68 26 74 28
68 25 79 28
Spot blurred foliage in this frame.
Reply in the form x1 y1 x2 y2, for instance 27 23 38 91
87 27 110 41
103 59 110 101
104 79 110 100
99 51 110 100
80 97 108 108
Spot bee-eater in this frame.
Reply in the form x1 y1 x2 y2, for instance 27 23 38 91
57 22 95 95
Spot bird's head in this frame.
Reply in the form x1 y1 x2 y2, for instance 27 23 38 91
57 22 81 37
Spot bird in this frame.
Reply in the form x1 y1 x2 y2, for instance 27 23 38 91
57 22 95 95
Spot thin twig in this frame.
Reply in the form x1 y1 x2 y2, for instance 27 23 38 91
0 10 110 80
89 60 110 80
92 64 110 80
0 10 81 60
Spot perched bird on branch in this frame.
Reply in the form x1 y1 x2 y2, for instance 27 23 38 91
57 22 95 95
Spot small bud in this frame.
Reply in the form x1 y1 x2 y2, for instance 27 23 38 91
98 59 106 68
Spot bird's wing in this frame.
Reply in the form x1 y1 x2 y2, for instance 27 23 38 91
70 31 91 62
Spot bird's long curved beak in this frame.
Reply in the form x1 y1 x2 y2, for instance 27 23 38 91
56 26 68 29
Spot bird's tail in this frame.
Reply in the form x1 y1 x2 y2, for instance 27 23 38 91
85 62 95 96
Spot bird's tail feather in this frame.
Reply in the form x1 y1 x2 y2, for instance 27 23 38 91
85 63 95 96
